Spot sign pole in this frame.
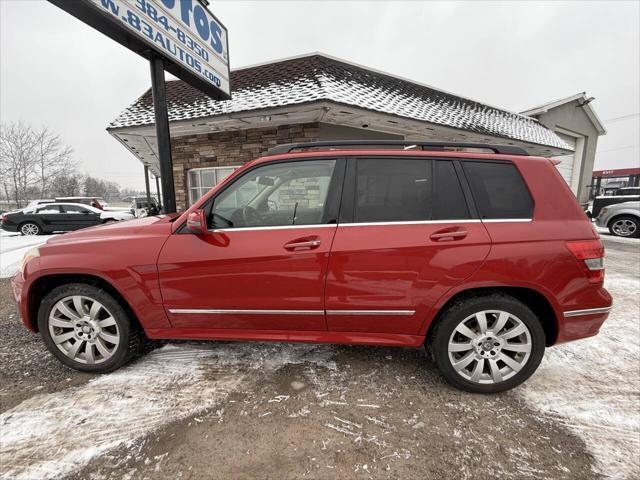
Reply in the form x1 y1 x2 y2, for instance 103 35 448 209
155 175 162 209
143 164 152 208
149 56 177 214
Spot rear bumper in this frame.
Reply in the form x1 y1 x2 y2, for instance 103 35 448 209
556 288 612 343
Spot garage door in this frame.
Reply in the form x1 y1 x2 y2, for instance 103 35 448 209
552 133 576 187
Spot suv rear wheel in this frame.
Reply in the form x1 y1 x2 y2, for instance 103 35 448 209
38 283 143 373
430 294 545 393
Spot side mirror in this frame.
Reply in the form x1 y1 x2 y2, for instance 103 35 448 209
186 209 207 235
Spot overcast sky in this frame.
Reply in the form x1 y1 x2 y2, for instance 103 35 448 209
1 0 638 189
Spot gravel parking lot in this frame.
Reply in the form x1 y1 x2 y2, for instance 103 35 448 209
0 233 638 480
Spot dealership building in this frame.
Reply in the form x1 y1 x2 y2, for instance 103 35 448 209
107 53 605 210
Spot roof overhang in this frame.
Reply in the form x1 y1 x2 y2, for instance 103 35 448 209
108 101 574 176
521 92 606 135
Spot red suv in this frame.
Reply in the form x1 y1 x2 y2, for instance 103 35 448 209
12 141 612 393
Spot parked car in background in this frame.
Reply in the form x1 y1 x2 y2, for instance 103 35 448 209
613 187 640 196
1 202 134 235
11 141 612 394
595 201 640 238
129 196 161 217
591 188 640 218
55 197 108 209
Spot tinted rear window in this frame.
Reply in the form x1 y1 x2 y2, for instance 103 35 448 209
433 160 470 220
353 158 471 222
462 161 533 219
355 158 430 222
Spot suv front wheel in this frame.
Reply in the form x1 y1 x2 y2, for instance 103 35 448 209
430 294 545 393
38 283 143 373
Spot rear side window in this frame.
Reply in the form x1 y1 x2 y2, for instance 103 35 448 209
432 160 470 220
355 159 430 222
353 158 471 223
462 161 533 219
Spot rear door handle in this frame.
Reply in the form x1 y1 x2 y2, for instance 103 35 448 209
430 228 468 242
284 239 322 251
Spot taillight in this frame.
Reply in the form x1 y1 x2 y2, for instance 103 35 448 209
566 239 605 283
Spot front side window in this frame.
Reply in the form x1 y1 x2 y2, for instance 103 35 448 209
462 161 533 219
188 167 238 205
210 159 336 229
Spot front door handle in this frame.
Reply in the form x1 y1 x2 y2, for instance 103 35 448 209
284 238 322 251
430 228 468 242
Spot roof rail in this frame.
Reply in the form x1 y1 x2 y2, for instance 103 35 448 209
267 140 529 156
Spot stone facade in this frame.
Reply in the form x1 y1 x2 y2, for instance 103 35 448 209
170 122 320 210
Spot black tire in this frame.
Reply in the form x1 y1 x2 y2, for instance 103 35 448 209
19 222 41 235
38 283 144 373
428 294 545 393
608 215 640 238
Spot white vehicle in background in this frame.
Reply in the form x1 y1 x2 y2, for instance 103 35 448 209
595 201 640 238
25 199 55 209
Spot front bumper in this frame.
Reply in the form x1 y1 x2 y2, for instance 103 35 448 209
11 270 35 332
595 213 609 228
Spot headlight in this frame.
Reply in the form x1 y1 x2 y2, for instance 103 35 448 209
21 246 40 274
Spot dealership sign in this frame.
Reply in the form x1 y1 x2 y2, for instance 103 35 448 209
49 0 230 99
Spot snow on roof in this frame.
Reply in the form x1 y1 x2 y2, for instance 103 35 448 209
109 53 571 150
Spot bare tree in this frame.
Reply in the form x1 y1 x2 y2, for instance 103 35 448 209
35 127 74 198
0 122 76 206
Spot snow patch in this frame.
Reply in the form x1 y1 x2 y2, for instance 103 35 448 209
0 342 336 480
0 231 54 278
521 270 640 479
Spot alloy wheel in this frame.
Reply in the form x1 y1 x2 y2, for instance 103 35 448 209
447 310 532 384
48 295 120 364
21 223 39 235
612 218 637 237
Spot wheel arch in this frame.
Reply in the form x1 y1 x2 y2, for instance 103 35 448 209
27 273 143 334
425 286 558 347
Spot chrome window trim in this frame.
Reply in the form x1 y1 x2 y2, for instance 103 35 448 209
563 306 612 318
326 310 415 316
208 224 337 233
206 219 533 232
169 309 325 315
481 218 533 223
338 220 481 227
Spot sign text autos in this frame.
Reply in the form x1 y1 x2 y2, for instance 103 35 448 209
92 0 229 95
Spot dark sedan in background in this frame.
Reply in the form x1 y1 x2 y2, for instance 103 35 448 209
1 203 134 235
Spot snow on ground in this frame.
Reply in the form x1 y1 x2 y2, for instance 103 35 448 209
521 236 640 479
0 343 336 480
0 230 55 278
